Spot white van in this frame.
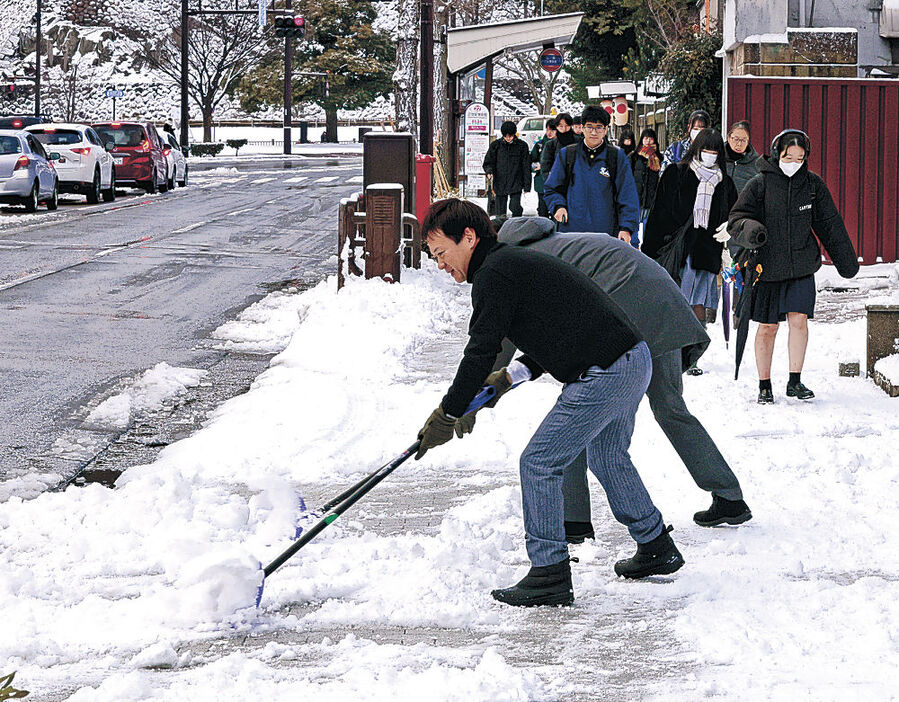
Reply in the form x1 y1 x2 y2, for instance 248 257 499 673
516 115 554 149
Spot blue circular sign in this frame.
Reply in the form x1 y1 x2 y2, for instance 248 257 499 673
539 48 564 72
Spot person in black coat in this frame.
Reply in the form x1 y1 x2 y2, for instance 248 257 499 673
539 113 577 178
727 129 858 403
483 121 531 217
643 130 738 375
630 128 662 236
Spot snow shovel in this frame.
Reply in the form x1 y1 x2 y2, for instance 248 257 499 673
254 384 501 606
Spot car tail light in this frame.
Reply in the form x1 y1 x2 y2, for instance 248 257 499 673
71 147 91 155
12 120 23 128
14 155 29 170
138 139 151 152
163 147 171 156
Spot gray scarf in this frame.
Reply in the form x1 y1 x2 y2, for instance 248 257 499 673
689 159 723 229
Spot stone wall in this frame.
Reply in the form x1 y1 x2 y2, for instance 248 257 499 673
730 29 858 77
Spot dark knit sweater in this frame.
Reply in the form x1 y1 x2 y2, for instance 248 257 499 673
441 239 642 417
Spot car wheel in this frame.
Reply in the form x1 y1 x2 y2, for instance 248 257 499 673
86 169 101 204
178 165 188 188
144 170 158 194
46 180 59 211
102 168 117 202
24 181 39 212
159 166 170 193
168 168 176 190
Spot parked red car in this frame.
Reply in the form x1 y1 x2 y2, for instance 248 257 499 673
91 121 168 193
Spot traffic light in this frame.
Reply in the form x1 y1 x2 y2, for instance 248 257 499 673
274 15 306 39
1 84 16 101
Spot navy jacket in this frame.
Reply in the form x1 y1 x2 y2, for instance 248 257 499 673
542 140 640 236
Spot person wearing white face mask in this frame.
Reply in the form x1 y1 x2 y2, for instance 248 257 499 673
662 109 711 172
727 129 858 403
643 129 738 375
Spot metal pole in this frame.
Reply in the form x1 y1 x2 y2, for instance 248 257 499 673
112 96 116 121
180 0 189 150
283 0 293 155
35 0 41 117
419 0 434 154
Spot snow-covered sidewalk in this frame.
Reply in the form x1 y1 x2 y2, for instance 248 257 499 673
2 260 898 700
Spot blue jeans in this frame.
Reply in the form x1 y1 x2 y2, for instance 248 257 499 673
518 341 663 566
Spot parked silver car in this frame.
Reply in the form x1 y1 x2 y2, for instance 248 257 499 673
0 130 59 211
161 131 188 188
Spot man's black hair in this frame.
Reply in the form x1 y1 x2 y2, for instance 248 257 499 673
500 120 517 137
545 118 557 130
422 198 497 245
571 116 582 126
581 104 611 127
681 128 727 170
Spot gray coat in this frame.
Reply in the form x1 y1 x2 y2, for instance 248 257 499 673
725 144 762 194
497 217 710 368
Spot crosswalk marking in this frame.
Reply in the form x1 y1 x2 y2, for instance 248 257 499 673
251 177 276 184
348 175 363 183
284 176 307 183
314 176 339 183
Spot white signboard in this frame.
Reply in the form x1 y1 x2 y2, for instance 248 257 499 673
464 102 490 197
258 0 267 27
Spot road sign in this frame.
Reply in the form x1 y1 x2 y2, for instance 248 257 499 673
105 89 124 98
463 102 490 197
258 0 267 27
539 48 564 73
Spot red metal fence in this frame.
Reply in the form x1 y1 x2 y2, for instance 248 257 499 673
727 77 899 264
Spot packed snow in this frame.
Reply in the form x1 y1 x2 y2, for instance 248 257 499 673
1 257 897 699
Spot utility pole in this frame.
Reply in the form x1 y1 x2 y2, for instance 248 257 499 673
419 0 434 154
35 0 42 117
180 0 189 150
283 0 293 155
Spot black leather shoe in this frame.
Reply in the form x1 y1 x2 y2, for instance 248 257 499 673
686 364 704 376
491 559 574 607
693 496 753 527
564 521 595 544
614 525 684 579
757 388 774 404
786 381 815 400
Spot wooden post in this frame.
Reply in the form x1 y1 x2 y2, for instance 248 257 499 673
337 197 355 290
364 184 404 282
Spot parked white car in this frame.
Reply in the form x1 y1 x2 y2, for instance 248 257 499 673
160 131 188 188
26 123 116 203
516 114 556 149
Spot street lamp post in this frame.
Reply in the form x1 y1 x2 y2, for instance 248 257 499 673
180 0 189 151
283 0 293 154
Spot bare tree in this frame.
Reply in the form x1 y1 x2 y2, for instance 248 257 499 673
150 9 268 142
498 51 563 113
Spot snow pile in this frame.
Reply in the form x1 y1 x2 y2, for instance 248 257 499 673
212 291 313 354
86 362 208 429
873 353 899 383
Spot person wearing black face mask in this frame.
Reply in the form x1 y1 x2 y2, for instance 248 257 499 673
643 129 738 375
727 129 859 403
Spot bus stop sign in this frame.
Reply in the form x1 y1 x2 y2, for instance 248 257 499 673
539 48 564 73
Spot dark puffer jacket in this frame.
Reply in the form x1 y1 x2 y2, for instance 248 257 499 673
643 161 738 274
728 157 859 282
483 137 531 196
539 130 577 178
725 144 762 194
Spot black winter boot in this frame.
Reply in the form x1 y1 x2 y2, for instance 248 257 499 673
564 521 595 544
757 387 775 404
614 525 684 579
693 495 753 527
491 559 574 607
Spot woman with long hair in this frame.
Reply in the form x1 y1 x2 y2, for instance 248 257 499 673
643 129 738 374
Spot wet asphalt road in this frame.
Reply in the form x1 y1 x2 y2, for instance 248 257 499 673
0 154 362 496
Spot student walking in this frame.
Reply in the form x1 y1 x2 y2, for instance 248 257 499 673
542 105 639 244
643 129 738 375
417 199 684 607
482 121 531 218
530 118 556 218
727 129 859 403
539 113 577 181
725 121 762 193
662 109 711 171
630 128 662 246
